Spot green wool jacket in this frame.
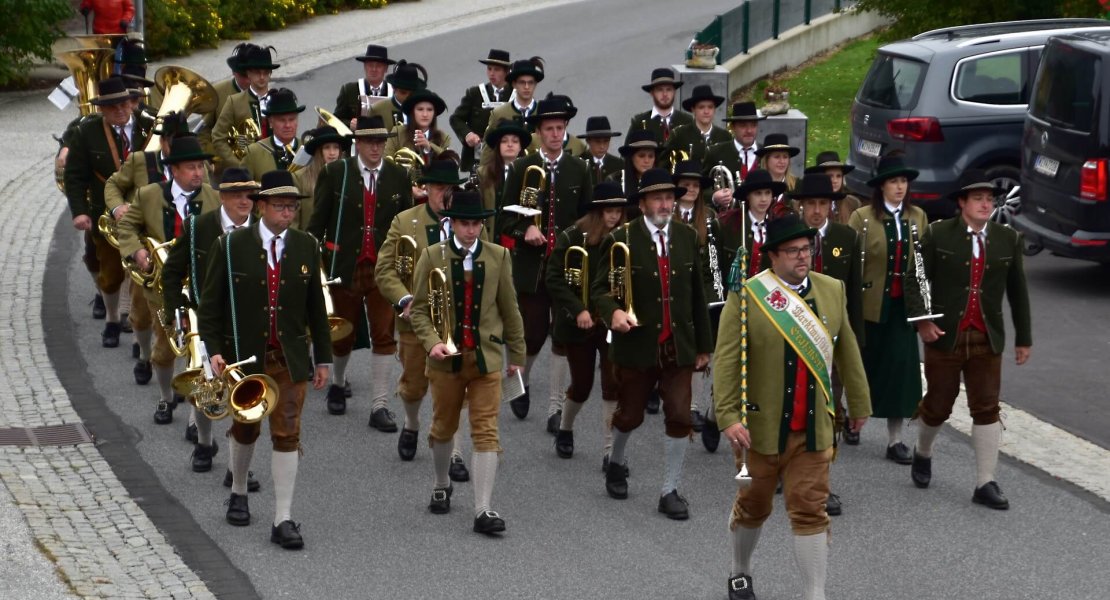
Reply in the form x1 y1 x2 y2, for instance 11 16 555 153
242 137 299 180
162 209 255 314
817 222 864 339
200 78 241 169
625 109 696 145
308 155 414 289
211 90 263 170
117 181 220 259
199 223 333 382
590 218 714 369
104 151 167 213
500 151 593 294
665 123 732 166
368 96 405 131
64 112 154 220
333 79 394 125
578 152 625 187
544 224 609 345
713 272 871 455
449 83 511 171
384 124 451 159
848 204 929 324
409 239 527 374
906 217 1032 354
477 99 538 170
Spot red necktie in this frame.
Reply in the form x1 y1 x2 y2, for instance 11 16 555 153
740 149 750 180
661 117 671 142
268 237 281 348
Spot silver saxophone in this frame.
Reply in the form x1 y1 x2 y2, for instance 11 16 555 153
706 215 724 302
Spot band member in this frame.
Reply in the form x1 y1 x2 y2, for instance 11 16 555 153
80 0 133 34
333 44 396 127
374 160 471 478
790 173 864 517
212 45 280 169
500 97 592 420
64 77 151 348
625 68 694 144
241 88 305 179
201 43 256 173
907 169 1032 510
291 126 350 230
717 170 786 282
199 170 332 550
847 153 928 465
576 116 624 185
611 129 659 198
703 101 765 212
756 133 800 209
409 191 526 534
308 116 413 430
112 38 154 111
478 57 544 169
384 89 452 186
592 169 713 520
449 49 512 172
368 60 429 131
804 151 862 225
714 214 870 600
117 136 220 424
161 167 258 473
665 84 731 165
478 118 529 225
545 182 628 460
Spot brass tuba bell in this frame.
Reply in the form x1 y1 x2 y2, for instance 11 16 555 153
144 66 218 153
54 46 114 116
314 106 353 136
222 356 280 424
428 267 461 356
564 245 590 307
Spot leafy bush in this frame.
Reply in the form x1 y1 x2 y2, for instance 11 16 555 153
0 0 72 86
855 0 1107 41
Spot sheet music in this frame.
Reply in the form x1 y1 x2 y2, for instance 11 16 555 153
500 369 525 403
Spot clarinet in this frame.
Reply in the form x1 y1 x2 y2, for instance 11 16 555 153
706 215 724 302
906 223 944 322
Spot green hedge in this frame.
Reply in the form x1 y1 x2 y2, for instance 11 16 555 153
856 0 1107 42
0 0 71 86
144 0 392 59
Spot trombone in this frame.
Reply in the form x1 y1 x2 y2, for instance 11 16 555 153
608 224 638 327
428 266 461 356
564 245 590 307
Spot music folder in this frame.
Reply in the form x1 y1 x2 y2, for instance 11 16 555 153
500 369 525 403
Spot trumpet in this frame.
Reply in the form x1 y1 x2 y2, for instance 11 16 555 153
520 164 546 229
608 224 638 327
227 117 260 161
396 225 419 293
428 265 461 356
319 268 354 341
223 356 280 424
564 245 590 307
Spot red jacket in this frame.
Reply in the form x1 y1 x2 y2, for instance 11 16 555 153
80 0 135 34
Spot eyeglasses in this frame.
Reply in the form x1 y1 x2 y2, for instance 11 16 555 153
778 245 813 258
269 204 298 213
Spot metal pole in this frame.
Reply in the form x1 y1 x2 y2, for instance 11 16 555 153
741 2 750 54
135 0 145 36
772 0 781 40
805 0 812 25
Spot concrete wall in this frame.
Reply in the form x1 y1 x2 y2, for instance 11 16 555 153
723 9 892 93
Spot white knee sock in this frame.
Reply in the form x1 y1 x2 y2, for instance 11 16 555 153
916 423 942 458
454 406 467 457
369 353 393 409
135 328 153 361
887 417 904 447
271 450 299 526
229 438 255 495
471 451 498 516
431 440 453 488
332 353 350 386
154 365 174 403
661 435 687 495
523 354 538 386
601 400 618 453
972 422 1001 487
560 400 584 431
731 525 762 575
548 360 568 416
402 400 421 431
609 428 630 467
102 290 121 323
792 532 828 600
193 407 213 446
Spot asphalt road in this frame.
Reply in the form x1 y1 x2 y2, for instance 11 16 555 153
51 1 1109 598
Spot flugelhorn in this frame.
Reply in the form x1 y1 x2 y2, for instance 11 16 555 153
564 245 590 307
428 264 461 356
319 267 354 340
520 164 545 228
144 66 218 152
223 356 280 424
608 224 638 327
396 222 419 293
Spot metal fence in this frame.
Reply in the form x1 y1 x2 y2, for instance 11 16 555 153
694 0 857 63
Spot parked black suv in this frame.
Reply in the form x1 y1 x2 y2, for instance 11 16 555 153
847 19 1109 221
1014 31 1110 262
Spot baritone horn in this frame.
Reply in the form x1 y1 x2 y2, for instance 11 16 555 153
428 266 461 356
223 356 280 424
125 238 175 292
315 106 353 136
227 118 261 161
144 66 218 152
388 147 424 187
97 210 121 248
319 268 354 341
608 225 638 327
564 245 590 307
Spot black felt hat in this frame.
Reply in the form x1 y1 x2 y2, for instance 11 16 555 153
89 77 139 106
618 129 660 157
866 154 920 188
576 116 621 139
401 89 447 116
804 150 855 175
351 115 396 140
641 67 683 92
681 84 725 111
386 60 428 92
355 44 395 64
217 167 261 192
672 159 713 188
484 117 530 147
763 213 817 251
152 111 191 139
113 38 148 65
788 173 846 201
632 168 681 200
226 43 256 72
162 136 213 164
418 159 468 186
238 45 280 70
736 169 787 198
441 190 495 219
723 101 765 122
525 97 574 124
949 168 1002 200
261 88 305 116
251 170 308 200
507 58 545 84
303 126 351 155
754 133 799 158
479 49 511 67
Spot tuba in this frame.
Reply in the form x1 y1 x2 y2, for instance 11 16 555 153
222 356 280 424
315 106 353 136
608 224 638 327
564 245 590 307
395 219 419 292
54 46 115 116
144 66 218 152
428 262 461 356
319 268 354 341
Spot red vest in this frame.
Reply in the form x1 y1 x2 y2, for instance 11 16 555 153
358 186 378 264
890 240 905 298
267 250 281 349
958 237 988 333
657 254 672 344
461 274 477 350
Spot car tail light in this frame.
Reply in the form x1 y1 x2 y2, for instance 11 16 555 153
887 117 944 142
1070 236 1108 247
910 192 942 201
1080 159 1108 201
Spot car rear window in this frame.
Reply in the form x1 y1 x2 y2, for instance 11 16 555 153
858 53 926 110
953 51 1027 105
1030 44 1101 132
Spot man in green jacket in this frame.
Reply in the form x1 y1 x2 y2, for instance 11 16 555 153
449 49 512 172
714 213 870 600
624 68 695 145
907 169 1033 510
591 169 712 520
241 88 305 179
332 44 396 128
212 45 279 169
199 170 332 550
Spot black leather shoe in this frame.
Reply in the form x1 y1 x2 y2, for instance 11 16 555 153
223 469 261 492
101 322 121 348
133 360 152 385
826 492 842 516
449 455 470 482
368 407 398 432
605 462 628 499
428 485 452 514
473 510 506 534
546 410 561 435
92 294 106 319
645 388 660 414
555 430 574 459
886 442 913 465
843 415 860 445
727 574 756 600
191 443 215 472
119 314 132 333
325 384 346 415
701 418 721 452
601 454 630 477
509 387 530 419
153 401 174 424
690 409 706 433
911 450 932 489
131 342 140 359
185 423 197 443
657 490 690 520
343 381 352 398
397 428 418 461
270 520 304 549
225 493 250 526
972 481 1010 510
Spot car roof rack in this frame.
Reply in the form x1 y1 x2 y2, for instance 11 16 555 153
912 18 1107 42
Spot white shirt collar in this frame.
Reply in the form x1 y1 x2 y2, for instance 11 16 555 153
259 219 285 249
453 235 479 269
816 219 829 237
170 180 189 202
514 98 536 113
884 201 903 215
643 218 670 254
358 155 381 172
219 207 249 232
734 139 757 155
650 106 673 120
273 134 296 148
749 211 766 227
786 276 811 294
542 150 564 167
966 222 988 238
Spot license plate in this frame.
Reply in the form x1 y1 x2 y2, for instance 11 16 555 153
858 139 882 158
1033 155 1059 177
